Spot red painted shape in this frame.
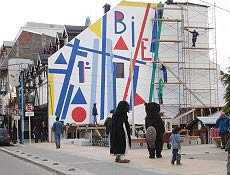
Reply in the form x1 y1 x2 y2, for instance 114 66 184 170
72 107 87 123
134 93 145 106
114 36 129 50
141 38 152 61
116 13 122 20
123 4 151 100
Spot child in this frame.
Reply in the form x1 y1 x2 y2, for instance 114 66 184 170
169 127 183 165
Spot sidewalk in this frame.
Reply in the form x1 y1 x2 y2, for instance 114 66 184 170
0 142 227 175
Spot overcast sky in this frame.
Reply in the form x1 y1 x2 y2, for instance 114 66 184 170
0 0 229 72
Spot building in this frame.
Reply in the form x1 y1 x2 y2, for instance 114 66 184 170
48 0 224 133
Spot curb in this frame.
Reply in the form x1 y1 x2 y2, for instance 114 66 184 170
0 147 94 175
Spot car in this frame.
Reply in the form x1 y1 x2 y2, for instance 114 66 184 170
0 128 11 145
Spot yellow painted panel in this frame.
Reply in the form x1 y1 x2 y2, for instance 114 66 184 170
89 19 102 38
118 1 156 8
48 73 54 116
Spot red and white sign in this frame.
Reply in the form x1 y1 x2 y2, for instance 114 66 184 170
13 108 20 116
25 103 34 112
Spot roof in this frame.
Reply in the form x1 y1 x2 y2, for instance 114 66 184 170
64 25 87 36
14 22 65 41
172 2 209 8
197 111 222 125
3 41 15 48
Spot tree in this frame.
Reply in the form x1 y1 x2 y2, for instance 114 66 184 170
221 67 230 115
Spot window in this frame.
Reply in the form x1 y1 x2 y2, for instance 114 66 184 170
116 63 124 78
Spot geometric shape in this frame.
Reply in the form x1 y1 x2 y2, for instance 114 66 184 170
71 88 87 104
134 93 145 106
89 19 102 39
114 36 129 50
118 1 156 8
72 107 87 123
48 74 54 115
54 53 67 65
116 13 123 20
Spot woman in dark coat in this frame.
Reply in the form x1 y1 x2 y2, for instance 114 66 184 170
110 101 131 163
145 102 165 158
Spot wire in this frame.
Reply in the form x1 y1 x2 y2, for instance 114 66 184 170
199 0 230 13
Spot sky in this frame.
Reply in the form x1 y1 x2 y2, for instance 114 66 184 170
0 0 229 72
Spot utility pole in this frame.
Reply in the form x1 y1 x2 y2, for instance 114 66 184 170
130 52 135 138
16 40 24 144
20 63 24 144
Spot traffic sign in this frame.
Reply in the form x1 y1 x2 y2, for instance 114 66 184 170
25 103 34 112
13 108 20 116
25 111 34 117
14 116 21 120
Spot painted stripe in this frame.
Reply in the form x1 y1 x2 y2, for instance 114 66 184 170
106 39 113 115
100 14 107 120
118 1 156 8
113 62 117 110
48 73 54 116
149 8 164 102
89 39 99 123
55 39 82 119
123 4 151 101
48 69 67 74
61 84 74 120
78 46 146 65
129 66 140 110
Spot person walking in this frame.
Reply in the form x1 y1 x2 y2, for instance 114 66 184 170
110 101 131 163
33 124 40 143
40 121 47 142
52 117 63 149
216 112 230 149
189 29 199 47
92 103 98 126
169 127 183 165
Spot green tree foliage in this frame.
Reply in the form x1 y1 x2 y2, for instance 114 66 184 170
222 68 230 115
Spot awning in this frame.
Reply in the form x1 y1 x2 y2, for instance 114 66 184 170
197 113 220 125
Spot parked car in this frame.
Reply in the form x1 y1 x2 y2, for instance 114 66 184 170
0 128 11 145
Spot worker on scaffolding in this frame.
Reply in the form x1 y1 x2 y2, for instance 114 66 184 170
157 78 164 105
160 64 167 83
189 29 199 47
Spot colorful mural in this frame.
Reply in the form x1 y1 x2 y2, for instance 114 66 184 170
48 1 163 124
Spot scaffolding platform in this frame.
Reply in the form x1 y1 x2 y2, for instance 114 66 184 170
152 18 181 22
182 47 214 50
183 26 214 30
152 40 182 43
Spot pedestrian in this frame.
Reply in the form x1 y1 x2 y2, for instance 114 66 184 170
110 101 131 163
104 109 114 147
92 103 98 126
169 126 183 165
189 29 199 47
225 134 230 174
33 124 40 143
52 117 63 149
40 121 47 142
216 112 230 149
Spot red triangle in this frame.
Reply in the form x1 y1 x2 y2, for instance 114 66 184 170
134 93 145 106
114 36 129 50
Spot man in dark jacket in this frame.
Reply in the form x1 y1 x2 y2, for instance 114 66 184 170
189 29 199 47
92 103 98 125
110 101 131 163
216 112 230 149
52 117 63 149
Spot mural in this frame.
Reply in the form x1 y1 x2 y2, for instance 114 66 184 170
48 1 164 124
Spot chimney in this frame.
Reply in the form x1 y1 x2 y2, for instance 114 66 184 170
103 3 110 14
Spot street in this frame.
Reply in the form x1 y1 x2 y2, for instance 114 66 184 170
0 149 55 175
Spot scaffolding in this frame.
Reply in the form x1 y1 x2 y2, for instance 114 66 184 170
150 1 219 125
